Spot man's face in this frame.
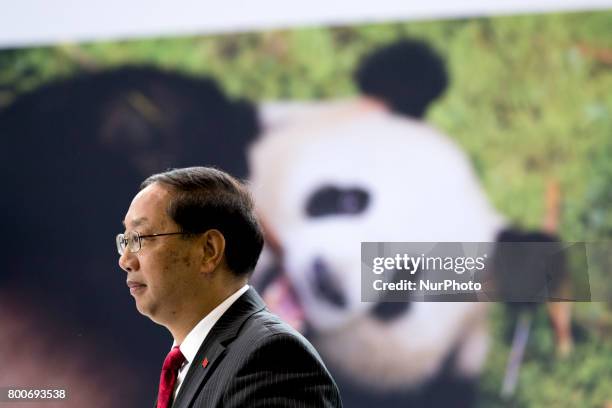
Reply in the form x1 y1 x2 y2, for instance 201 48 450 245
119 183 203 324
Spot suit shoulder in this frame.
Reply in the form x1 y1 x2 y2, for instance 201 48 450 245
241 308 304 339
222 309 343 407
235 308 322 359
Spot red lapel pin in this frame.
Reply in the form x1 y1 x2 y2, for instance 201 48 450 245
202 357 209 368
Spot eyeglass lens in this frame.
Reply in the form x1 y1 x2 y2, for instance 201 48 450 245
116 231 141 255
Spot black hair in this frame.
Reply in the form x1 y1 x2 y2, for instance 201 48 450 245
141 166 264 276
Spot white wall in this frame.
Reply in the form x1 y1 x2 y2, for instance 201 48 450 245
1 0 611 49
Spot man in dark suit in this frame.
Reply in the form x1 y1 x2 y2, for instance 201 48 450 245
117 166 341 408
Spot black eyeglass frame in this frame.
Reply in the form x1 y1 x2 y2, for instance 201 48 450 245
116 230 192 255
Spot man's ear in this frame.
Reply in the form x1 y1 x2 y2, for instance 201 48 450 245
200 229 226 274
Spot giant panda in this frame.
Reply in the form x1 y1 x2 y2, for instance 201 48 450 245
248 40 565 406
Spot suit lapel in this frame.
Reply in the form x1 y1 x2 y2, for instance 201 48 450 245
172 288 266 408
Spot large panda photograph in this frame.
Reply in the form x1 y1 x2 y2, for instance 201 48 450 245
1 6 612 407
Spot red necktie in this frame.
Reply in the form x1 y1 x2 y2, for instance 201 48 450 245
157 345 186 408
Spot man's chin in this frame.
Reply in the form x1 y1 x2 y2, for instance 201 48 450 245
135 300 166 326
134 297 153 317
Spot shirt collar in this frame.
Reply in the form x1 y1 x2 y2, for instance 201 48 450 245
174 284 249 365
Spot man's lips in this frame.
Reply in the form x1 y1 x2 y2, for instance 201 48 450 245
127 281 147 295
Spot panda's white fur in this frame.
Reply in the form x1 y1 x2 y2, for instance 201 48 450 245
250 99 505 391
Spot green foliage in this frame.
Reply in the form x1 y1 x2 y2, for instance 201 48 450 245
2 9 611 406
479 304 612 408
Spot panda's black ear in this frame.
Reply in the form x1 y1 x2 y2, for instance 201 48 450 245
354 39 448 119
492 228 567 305
495 228 561 245
2 66 261 180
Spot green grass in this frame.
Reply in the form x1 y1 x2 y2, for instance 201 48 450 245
2 9 611 406
478 303 612 407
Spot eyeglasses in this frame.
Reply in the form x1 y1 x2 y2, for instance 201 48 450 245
116 230 190 255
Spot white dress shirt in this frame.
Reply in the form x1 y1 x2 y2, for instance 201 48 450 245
171 284 250 404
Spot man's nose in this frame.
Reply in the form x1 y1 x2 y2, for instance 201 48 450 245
119 250 139 273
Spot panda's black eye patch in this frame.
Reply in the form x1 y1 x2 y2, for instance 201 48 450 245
305 186 370 218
